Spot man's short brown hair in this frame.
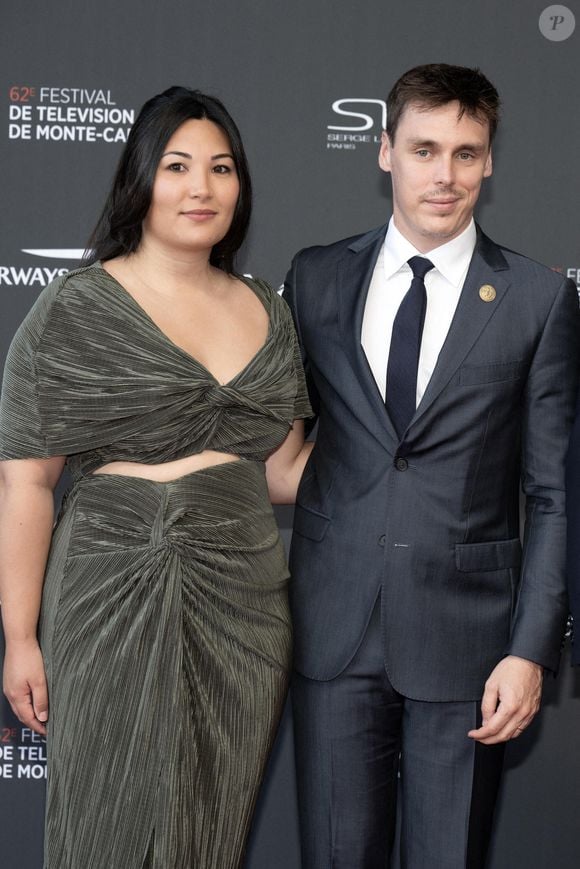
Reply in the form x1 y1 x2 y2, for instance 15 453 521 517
386 63 500 144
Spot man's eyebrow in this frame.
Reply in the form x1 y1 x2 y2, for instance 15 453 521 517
406 138 437 148
405 138 487 153
454 142 487 154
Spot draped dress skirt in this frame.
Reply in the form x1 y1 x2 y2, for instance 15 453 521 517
39 459 292 869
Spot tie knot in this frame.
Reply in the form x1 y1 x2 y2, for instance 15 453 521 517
408 256 434 280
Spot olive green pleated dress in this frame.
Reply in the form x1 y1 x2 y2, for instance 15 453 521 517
0 265 311 869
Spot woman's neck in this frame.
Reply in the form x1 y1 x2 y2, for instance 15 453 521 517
122 242 228 298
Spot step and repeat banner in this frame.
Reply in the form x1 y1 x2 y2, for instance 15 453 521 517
1 2 579 867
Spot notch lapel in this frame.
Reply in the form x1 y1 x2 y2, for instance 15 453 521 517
337 225 400 449
410 230 511 430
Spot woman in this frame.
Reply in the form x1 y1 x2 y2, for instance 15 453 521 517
0 86 312 869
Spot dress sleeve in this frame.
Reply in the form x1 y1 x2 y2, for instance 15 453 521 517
249 275 313 422
290 324 313 420
273 290 312 420
0 290 55 459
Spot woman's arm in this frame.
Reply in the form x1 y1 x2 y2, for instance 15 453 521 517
265 420 314 505
0 455 65 734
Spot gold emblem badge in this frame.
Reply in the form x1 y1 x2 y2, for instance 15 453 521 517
479 284 496 302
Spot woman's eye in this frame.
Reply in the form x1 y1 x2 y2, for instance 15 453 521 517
167 162 186 172
212 164 233 174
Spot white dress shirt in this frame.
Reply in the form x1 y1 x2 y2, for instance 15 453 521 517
361 218 477 405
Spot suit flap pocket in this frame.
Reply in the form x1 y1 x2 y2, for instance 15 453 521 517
459 361 523 386
455 538 521 572
293 503 331 542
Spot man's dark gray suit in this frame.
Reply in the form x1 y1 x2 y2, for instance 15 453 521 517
284 224 580 866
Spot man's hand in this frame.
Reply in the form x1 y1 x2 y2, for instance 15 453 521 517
468 655 543 744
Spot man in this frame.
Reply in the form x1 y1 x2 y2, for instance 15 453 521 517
284 64 579 868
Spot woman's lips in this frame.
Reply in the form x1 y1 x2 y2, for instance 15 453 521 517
181 209 218 221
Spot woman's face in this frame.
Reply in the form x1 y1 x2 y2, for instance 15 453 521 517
143 118 240 256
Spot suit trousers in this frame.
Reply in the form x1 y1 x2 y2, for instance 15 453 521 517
292 600 505 869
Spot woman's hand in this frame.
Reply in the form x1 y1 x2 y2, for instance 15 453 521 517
0 455 64 737
3 638 48 735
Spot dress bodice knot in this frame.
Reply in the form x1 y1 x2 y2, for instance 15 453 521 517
0 265 312 479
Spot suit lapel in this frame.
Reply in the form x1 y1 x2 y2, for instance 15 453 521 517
337 225 400 448
411 229 511 429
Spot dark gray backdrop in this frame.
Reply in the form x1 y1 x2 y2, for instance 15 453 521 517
1 2 579 867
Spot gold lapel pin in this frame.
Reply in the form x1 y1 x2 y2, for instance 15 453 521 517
479 284 496 302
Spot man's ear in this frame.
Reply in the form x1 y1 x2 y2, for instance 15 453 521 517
484 147 493 178
378 130 392 173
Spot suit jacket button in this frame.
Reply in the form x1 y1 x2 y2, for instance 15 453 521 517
378 534 386 546
394 457 408 471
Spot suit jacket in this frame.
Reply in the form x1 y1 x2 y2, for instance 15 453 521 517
566 391 580 665
284 223 580 701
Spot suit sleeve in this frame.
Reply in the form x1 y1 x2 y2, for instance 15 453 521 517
507 277 580 671
566 386 580 664
283 251 320 429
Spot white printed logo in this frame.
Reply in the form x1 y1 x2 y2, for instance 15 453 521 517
326 98 386 151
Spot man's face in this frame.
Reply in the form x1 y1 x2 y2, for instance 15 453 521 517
378 100 492 252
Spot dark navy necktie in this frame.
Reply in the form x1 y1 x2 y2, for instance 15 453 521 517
385 256 434 438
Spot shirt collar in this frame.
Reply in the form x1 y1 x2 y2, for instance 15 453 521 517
383 218 477 287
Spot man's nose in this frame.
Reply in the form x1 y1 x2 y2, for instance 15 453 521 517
432 155 455 186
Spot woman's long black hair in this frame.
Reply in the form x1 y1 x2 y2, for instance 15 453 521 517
84 86 252 274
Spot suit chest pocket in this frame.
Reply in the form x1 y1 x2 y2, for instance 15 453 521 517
458 360 524 387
